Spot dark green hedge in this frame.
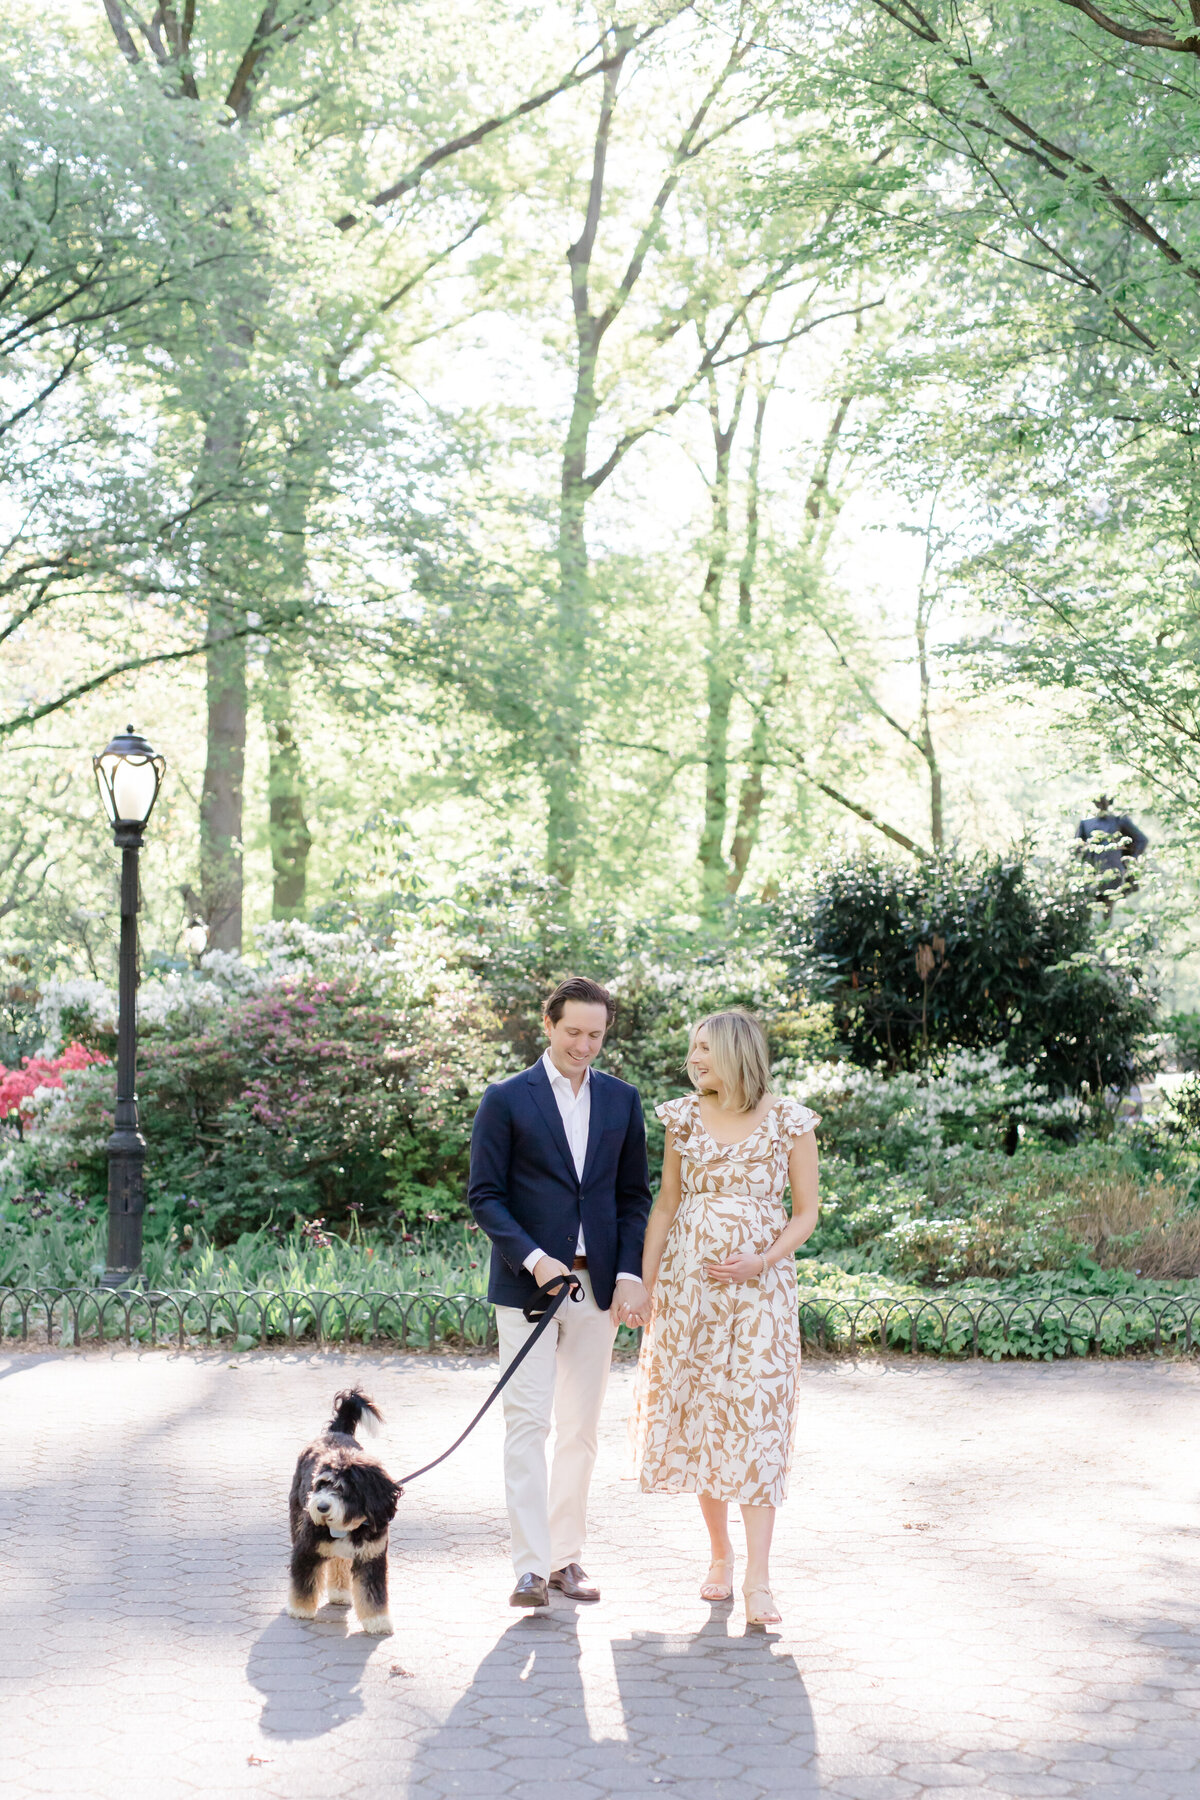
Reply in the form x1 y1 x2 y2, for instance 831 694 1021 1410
775 849 1157 1090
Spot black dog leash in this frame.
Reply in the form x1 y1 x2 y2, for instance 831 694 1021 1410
393 1272 584 1487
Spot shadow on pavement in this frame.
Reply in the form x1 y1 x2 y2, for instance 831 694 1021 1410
408 1607 819 1797
247 1609 382 1739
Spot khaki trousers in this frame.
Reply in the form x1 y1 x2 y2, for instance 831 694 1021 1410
495 1271 618 1580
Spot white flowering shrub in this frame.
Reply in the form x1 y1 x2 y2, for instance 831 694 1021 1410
35 979 117 1052
782 1050 1082 1169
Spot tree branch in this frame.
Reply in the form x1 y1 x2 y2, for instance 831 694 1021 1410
0 342 84 444
594 33 755 344
568 32 629 332
707 298 884 369
1055 0 1200 53
782 756 930 857
871 0 1200 287
583 278 856 493
334 12 690 230
0 614 297 740
101 0 142 64
225 0 341 123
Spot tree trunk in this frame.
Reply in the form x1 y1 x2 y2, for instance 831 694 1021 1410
727 713 768 892
915 503 945 850
200 614 247 951
543 26 754 894
727 387 769 895
550 346 598 892
192 292 254 950
547 42 626 894
697 373 743 920
263 650 312 919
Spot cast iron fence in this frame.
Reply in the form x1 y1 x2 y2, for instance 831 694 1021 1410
4 1284 1200 1359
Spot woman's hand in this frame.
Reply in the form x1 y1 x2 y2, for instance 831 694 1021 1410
612 1276 652 1328
704 1250 767 1286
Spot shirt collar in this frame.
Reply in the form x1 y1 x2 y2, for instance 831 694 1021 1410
542 1048 591 1093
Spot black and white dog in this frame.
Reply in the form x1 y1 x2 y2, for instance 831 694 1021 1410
287 1389 401 1635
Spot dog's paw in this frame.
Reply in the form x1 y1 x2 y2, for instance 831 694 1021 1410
285 1599 319 1621
359 1613 393 1636
325 1588 353 1606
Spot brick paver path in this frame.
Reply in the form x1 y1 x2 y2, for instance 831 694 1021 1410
4 1350 1200 1800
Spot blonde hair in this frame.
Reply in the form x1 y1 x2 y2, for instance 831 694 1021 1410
687 1009 773 1114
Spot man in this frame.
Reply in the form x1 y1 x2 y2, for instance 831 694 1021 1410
468 976 652 1608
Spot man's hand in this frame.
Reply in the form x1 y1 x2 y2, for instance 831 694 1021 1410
612 1277 651 1328
532 1254 572 1292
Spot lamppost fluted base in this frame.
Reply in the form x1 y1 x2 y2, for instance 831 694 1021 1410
98 1267 140 1291
105 1125 146 1286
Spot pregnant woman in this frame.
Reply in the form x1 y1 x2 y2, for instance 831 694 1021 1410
631 1008 820 1629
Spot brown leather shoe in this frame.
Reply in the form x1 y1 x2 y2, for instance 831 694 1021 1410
509 1573 549 1608
549 1563 600 1602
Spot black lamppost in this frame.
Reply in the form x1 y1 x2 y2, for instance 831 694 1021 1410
93 726 166 1287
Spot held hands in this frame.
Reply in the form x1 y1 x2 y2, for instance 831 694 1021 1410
704 1250 768 1286
612 1277 652 1329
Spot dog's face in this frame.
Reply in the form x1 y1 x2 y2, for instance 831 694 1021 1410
303 1453 400 1537
305 1460 363 1533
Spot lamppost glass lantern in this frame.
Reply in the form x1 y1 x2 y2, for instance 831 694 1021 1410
94 724 166 1286
93 726 166 832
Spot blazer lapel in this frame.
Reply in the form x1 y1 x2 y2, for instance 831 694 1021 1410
528 1060 579 1186
580 1070 608 1187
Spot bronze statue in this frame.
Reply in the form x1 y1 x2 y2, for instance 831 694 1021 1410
1074 794 1147 912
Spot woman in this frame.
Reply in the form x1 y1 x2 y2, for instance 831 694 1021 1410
630 1008 819 1628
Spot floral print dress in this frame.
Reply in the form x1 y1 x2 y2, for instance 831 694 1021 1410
632 1092 819 1508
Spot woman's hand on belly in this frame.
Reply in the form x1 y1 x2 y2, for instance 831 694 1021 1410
703 1247 767 1286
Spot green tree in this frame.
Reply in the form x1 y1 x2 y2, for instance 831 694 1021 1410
88 0 651 942
768 0 1200 834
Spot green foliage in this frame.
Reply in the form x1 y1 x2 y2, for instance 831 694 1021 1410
7 1155 1200 1362
796 1260 1200 1361
803 1134 1200 1286
1168 1014 1200 1074
19 895 838 1235
1167 1077 1200 1146
437 867 837 1167
777 849 1158 1090
20 925 502 1238
769 0 1200 831
0 1192 489 1297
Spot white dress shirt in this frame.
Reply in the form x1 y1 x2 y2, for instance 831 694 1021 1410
522 1050 641 1285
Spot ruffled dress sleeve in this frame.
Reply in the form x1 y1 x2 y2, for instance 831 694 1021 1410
655 1093 697 1142
774 1096 820 1147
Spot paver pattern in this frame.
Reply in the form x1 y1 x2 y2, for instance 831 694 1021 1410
3 1350 1200 1800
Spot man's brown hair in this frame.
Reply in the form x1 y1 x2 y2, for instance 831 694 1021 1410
543 976 615 1026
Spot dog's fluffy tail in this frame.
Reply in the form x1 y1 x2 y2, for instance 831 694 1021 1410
328 1388 383 1439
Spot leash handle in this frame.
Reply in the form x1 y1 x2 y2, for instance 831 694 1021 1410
393 1272 583 1488
522 1269 584 1322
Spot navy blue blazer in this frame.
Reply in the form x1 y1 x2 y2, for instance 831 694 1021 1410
467 1060 652 1312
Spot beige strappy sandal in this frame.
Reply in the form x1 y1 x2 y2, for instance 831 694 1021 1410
743 1584 782 1629
700 1557 734 1602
